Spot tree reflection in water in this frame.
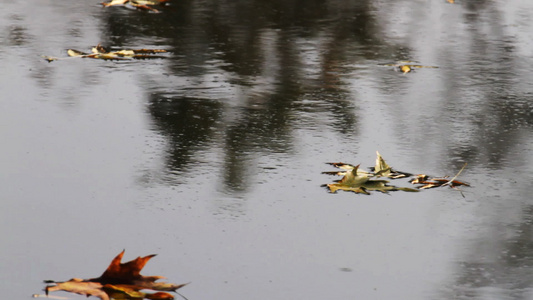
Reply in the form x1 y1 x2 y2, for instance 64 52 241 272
98 0 402 192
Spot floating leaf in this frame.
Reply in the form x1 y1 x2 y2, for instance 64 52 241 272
42 56 58 62
102 0 170 12
372 151 412 178
373 151 391 177
102 0 128 7
410 163 470 190
327 164 371 194
45 45 169 62
46 279 109 300
380 61 439 73
325 164 418 194
67 49 88 57
360 179 419 193
41 250 188 300
322 162 372 176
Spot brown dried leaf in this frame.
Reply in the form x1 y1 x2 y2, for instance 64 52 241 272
97 250 156 283
43 251 188 300
46 279 108 300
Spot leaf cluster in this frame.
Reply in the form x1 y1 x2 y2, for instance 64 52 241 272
323 151 469 195
43 44 168 62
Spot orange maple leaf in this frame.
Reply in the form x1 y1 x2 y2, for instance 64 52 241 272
43 250 187 300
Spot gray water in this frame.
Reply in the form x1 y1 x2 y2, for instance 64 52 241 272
1 0 533 299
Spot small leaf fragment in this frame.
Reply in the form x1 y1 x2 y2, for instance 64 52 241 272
42 55 58 62
324 162 372 176
372 151 412 178
102 0 170 12
46 279 108 300
67 49 89 57
380 61 439 73
102 0 128 7
374 151 391 177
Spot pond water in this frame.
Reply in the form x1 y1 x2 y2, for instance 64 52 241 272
2 0 533 299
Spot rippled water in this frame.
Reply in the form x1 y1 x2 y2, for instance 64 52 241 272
1 1 533 299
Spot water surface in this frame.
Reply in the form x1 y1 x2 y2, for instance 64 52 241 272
1 1 533 299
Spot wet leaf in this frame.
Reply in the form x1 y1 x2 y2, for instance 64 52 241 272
327 164 371 194
102 0 128 7
42 55 58 62
102 0 170 12
372 151 412 178
42 250 188 300
325 164 418 194
322 162 372 176
380 61 439 73
67 49 88 57
373 151 391 177
409 163 470 190
46 279 108 300
103 284 175 300
45 45 169 62
360 179 419 193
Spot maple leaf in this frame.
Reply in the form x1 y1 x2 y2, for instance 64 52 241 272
42 250 188 300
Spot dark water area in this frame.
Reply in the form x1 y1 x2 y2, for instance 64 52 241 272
2 0 533 299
